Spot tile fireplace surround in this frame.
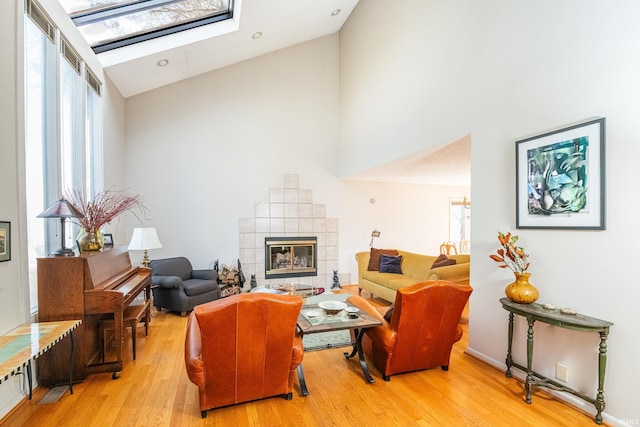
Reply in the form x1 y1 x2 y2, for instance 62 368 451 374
238 174 349 290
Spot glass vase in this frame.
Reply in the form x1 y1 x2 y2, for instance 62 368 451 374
77 228 104 252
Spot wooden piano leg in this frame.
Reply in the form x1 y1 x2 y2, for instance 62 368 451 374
113 311 123 379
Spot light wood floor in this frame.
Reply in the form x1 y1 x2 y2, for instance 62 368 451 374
1 286 605 426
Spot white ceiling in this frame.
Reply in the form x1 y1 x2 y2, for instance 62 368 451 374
88 0 469 187
98 0 360 98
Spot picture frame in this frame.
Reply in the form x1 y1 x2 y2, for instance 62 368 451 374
0 221 11 262
516 118 605 230
103 233 114 248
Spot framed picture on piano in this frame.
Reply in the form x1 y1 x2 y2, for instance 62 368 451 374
103 233 114 248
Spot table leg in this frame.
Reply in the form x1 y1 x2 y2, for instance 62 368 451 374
113 311 123 379
343 328 375 384
297 364 309 396
506 312 514 378
594 330 609 425
26 361 32 399
69 330 75 395
525 318 535 404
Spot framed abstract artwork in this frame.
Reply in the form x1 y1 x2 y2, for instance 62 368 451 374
0 221 11 262
516 118 605 230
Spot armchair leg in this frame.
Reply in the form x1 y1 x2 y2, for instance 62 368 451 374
441 365 449 371
283 392 293 400
383 375 390 381
201 410 207 418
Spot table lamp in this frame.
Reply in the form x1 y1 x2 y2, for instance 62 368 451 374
37 198 84 257
128 227 162 268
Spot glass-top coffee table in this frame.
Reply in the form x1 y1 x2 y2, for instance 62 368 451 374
296 301 382 396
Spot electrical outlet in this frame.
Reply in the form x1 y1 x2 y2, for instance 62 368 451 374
555 363 568 382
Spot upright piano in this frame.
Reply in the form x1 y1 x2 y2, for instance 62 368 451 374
37 246 151 385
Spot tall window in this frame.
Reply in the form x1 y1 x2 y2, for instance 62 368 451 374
24 8 57 314
24 0 103 313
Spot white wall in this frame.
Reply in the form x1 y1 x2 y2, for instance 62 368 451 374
102 75 129 244
124 35 466 279
340 1 640 425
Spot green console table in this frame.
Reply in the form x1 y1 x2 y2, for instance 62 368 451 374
500 298 613 424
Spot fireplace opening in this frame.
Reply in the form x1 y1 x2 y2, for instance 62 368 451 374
265 237 317 279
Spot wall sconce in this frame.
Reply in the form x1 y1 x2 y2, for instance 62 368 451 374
370 229 380 247
37 198 84 257
128 227 162 268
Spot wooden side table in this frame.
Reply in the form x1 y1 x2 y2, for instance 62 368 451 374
500 298 613 424
0 321 81 399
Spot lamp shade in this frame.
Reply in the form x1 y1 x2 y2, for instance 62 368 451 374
37 198 83 219
37 198 83 257
128 227 162 250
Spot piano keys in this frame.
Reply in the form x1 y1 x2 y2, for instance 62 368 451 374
37 246 151 385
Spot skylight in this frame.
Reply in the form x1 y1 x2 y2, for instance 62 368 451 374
59 0 233 53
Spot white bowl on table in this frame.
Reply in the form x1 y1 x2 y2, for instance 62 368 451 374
317 300 347 315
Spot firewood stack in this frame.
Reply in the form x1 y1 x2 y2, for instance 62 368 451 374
218 263 241 297
219 264 240 286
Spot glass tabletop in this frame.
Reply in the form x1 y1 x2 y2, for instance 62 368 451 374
297 302 382 335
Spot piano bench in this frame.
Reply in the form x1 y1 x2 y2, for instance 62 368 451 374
99 299 151 361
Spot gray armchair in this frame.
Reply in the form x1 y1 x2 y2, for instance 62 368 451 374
149 257 221 316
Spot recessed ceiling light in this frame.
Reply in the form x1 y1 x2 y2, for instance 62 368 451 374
331 9 341 16
252 32 262 39
156 59 169 67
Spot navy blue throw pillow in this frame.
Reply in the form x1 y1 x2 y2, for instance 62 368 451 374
379 254 402 274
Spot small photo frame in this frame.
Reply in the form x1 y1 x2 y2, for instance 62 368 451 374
103 233 114 248
516 118 606 230
0 221 11 262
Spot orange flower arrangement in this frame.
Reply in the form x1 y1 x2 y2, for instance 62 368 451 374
489 231 529 274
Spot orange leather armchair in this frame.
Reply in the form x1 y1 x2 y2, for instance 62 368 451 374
185 293 304 418
348 280 472 381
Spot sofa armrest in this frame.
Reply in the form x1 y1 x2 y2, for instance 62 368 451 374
426 263 469 283
152 275 183 289
192 269 218 281
184 312 205 387
355 252 371 279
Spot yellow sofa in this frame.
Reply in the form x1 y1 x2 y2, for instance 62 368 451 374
355 250 470 302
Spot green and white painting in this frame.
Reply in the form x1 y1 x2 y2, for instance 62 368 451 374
516 118 605 230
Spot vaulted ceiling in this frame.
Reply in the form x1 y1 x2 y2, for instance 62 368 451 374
60 0 469 187
64 0 359 98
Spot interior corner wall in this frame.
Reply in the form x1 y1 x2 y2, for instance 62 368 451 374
124 35 344 269
122 32 467 284
340 1 639 424
337 0 473 178
101 76 128 245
